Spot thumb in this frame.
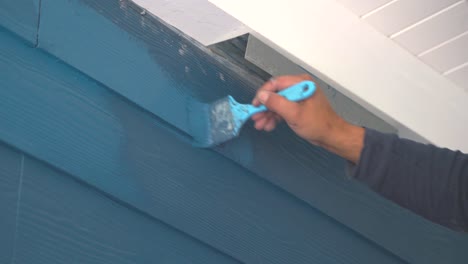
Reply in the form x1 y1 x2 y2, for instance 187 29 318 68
257 91 300 122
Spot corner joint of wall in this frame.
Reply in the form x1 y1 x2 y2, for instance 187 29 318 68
34 0 42 48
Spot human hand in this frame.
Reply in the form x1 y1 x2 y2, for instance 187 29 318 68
252 74 364 162
252 74 343 145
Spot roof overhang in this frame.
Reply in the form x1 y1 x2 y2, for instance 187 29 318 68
210 0 468 152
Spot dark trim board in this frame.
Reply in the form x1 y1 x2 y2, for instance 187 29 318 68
0 0 467 263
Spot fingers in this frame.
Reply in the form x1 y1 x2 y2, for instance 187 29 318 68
272 74 313 91
255 117 277 131
264 118 276 131
257 91 301 124
254 116 268 130
252 78 278 106
253 112 282 131
251 112 267 121
252 74 313 131
254 112 273 130
252 74 314 106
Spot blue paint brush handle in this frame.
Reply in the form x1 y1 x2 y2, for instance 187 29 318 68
248 80 316 116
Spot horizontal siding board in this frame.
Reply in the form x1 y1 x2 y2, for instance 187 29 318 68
0 143 22 263
392 1 468 54
363 0 460 36
38 0 256 136
420 32 468 72
31 0 468 263
13 155 240 264
0 27 406 263
0 0 40 45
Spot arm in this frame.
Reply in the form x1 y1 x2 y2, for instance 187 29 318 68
252 74 365 163
351 128 468 231
252 74 468 231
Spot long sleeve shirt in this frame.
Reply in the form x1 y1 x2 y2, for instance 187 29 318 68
350 128 468 232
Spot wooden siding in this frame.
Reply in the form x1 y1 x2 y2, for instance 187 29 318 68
0 26 405 264
0 0 40 45
1 0 467 263
36 1 468 262
0 143 240 264
0 145 22 263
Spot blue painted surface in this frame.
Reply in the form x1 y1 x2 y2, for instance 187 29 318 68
13 148 239 264
0 0 40 45
32 1 468 263
0 0 467 263
0 144 22 263
0 27 406 264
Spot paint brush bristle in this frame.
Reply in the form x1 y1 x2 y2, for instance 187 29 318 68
189 81 316 148
189 96 245 147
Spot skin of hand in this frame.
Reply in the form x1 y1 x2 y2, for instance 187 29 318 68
252 74 365 163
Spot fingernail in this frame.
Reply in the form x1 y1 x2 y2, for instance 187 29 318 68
258 91 270 104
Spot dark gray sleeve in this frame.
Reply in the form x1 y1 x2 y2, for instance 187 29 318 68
350 128 468 232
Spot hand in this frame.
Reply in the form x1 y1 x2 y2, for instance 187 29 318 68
252 74 364 163
252 74 343 145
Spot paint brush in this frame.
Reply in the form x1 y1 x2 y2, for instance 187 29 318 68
190 80 316 147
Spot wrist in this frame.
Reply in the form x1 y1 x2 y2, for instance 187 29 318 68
316 118 365 163
316 116 349 146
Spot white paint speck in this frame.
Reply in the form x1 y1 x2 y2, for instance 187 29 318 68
212 99 233 132
140 16 147 27
119 0 127 9
178 44 188 56
218 73 225 82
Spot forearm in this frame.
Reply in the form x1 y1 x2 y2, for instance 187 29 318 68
317 119 365 164
350 128 468 231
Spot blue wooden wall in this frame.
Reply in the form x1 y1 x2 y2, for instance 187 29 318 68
0 143 239 263
0 0 40 45
0 0 467 263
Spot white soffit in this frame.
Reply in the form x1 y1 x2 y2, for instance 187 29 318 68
347 0 468 92
210 0 468 152
133 0 249 45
